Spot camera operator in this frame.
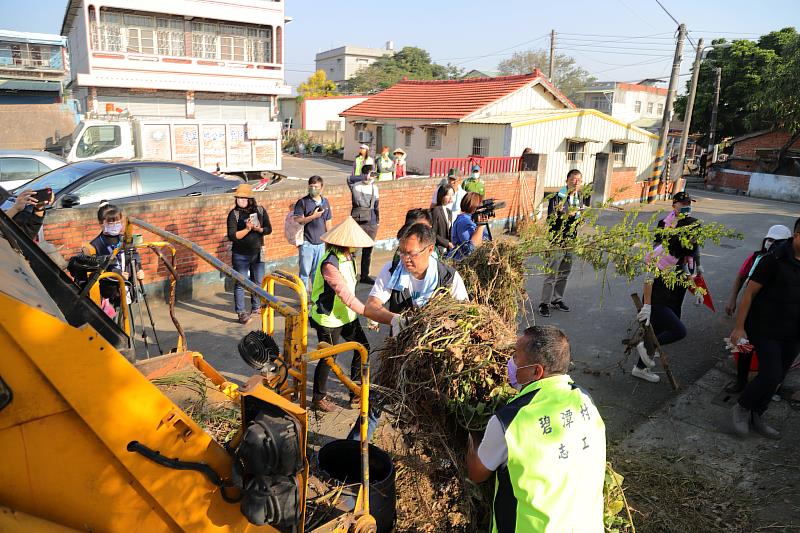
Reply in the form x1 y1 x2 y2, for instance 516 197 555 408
3 188 53 241
449 192 490 260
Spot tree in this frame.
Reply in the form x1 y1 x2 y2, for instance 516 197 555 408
341 46 462 94
674 27 799 143
296 70 338 102
497 49 595 102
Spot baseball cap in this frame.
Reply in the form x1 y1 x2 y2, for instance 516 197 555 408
359 144 369 150
765 224 792 241
471 164 481 172
447 168 462 179
672 191 693 204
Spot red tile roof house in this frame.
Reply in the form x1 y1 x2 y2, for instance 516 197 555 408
339 70 658 191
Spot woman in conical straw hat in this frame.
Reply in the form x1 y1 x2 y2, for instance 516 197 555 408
309 216 375 412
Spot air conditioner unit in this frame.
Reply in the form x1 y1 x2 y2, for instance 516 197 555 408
357 130 372 143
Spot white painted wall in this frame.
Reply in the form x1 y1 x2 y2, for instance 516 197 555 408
66 1 91 81
457 123 509 157
471 83 567 118
748 172 800 202
507 113 657 188
303 96 367 131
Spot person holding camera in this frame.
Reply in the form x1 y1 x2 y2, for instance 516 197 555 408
538 169 589 318
348 164 380 284
227 183 272 324
449 192 490 261
3 188 53 241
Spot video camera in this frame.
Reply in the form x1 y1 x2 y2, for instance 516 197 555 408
472 198 506 222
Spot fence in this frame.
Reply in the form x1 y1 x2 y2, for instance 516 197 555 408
430 156 520 177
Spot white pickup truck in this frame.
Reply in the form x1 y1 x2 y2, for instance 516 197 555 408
65 118 282 179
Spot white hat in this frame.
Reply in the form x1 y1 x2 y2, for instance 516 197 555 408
765 224 792 241
393 147 406 155
359 144 369 150
321 216 375 248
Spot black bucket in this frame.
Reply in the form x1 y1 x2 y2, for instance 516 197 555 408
317 439 396 533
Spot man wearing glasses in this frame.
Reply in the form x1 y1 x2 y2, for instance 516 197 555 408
466 325 606 532
365 223 468 335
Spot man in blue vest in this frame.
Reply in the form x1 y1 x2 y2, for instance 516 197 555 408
466 325 606 532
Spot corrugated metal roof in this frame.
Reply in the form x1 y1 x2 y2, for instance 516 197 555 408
0 79 61 92
340 71 574 119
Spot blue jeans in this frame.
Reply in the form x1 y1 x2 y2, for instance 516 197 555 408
298 242 325 293
232 251 264 314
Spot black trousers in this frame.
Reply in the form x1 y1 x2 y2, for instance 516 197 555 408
738 336 799 414
310 316 370 399
357 222 378 278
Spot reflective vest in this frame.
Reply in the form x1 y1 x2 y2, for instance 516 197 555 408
354 155 375 177
376 155 394 181
492 374 606 533
462 176 485 196
310 248 358 328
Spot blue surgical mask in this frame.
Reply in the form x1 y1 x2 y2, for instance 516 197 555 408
679 206 692 215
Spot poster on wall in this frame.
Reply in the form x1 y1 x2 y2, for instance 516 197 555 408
173 125 200 167
253 140 278 168
141 124 171 161
227 124 251 169
201 124 226 171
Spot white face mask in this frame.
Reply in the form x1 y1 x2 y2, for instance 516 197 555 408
472 171 480 179
104 221 123 236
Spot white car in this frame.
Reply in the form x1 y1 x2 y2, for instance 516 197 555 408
0 150 67 191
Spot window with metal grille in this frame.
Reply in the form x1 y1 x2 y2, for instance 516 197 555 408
634 100 642 113
472 137 488 157
426 128 442 150
156 18 185 56
612 143 626 167
647 102 654 114
566 141 585 162
404 129 412 147
657 103 664 115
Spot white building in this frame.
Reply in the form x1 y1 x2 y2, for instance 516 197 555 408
341 71 657 188
579 81 668 130
315 44 393 86
61 0 290 120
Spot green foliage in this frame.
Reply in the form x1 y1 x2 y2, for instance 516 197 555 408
497 49 596 102
674 27 800 140
282 129 312 152
340 46 462 94
296 69 338 103
604 463 634 532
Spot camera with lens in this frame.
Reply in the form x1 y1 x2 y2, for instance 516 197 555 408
472 198 506 222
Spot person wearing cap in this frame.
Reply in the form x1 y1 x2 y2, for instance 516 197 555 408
375 145 395 182
538 169 590 318
633 192 701 382
723 223 792 393
729 216 800 439
353 144 374 178
227 183 272 324
348 163 380 284
462 164 485 196
309 217 374 412
393 148 407 179
365 223 468 335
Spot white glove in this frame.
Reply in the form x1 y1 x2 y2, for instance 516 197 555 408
637 304 651 326
367 319 380 331
694 291 705 305
390 315 408 337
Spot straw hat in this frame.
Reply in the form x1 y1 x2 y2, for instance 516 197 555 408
234 183 255 198
393 147 406 156
321 216 375 248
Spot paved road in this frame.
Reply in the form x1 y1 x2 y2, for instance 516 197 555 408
136 189 798 440
268 156 353 191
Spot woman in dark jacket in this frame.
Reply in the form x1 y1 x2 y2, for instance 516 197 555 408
431 184 455 257
227 183 272 324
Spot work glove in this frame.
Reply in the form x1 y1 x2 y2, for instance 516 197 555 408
694 291 705 306
637 304 651 326
367 319 380 332
390 315 408 337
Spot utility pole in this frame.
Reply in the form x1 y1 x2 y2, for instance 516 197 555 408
673 37 704 190
548 30 556 79
707 66 722 165
647 23 686 203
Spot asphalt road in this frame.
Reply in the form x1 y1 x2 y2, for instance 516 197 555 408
136 188 799 442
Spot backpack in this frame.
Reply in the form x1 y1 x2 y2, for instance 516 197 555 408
283 209 303 246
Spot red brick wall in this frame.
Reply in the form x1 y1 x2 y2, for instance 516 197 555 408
732 131 799 159
608 167 647 203
707 169 751 192
42 173 529 286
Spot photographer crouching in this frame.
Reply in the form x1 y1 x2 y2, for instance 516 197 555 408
449 192 505 260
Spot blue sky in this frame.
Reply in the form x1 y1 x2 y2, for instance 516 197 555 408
6 0 798 90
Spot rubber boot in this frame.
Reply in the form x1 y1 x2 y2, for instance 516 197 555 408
726 352 752 393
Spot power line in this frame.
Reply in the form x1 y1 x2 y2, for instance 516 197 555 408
558 31 674 38
653 0 681 26
450 33 550 66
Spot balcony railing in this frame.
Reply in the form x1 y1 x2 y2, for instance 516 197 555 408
0 43 64 72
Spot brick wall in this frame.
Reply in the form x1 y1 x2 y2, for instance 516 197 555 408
43 173 532 295
707 169 752 193
0 104 77 150
733 131 798 159
607 167 647 204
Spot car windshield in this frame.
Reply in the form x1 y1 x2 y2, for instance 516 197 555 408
14 160 106 193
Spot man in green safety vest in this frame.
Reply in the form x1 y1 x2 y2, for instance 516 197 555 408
462 164 485 196
466 325 606 532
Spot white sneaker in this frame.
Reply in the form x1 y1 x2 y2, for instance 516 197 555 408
635 342 656 368
632 365 660 383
